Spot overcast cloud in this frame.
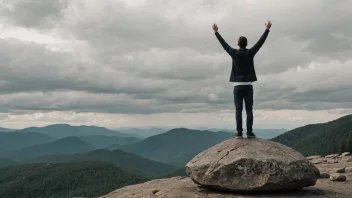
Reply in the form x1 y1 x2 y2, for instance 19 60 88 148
0 0 351 129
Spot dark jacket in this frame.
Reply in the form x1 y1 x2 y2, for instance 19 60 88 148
215 29 270 82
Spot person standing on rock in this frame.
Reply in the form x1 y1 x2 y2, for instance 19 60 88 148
213 21 272 139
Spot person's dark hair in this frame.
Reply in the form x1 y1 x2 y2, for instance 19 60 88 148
238 36 247 48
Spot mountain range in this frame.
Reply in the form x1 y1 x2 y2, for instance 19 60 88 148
118 128 234 166
8 136 96 160
2 116 352 166
115 127 172 138
0 127 16 132
79 135 140 149
12 124 131 138
31 149 176 177
0 132 54 151
116 127 286 139
1 115 352 197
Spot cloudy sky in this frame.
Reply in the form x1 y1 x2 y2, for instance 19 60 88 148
0 0 351 130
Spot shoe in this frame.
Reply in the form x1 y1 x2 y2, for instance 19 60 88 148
247 131 256 138
233 132 243 139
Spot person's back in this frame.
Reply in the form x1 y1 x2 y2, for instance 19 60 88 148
231 48 257 82
212 21 272 139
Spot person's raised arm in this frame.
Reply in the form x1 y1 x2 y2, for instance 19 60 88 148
213 23 235 56
250 21 272 55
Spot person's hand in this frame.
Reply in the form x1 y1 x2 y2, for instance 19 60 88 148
265 21 272 30
212 23 218 32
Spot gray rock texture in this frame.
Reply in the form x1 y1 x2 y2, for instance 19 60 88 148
330 174 346 181
100 176 352 198
185 138 319 191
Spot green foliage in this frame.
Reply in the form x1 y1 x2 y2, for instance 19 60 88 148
341 133 352 153
340 136 348 153
0 162 149 198
0 158 18 168
119 128 233 166
31 149 175 177
272 114 352 156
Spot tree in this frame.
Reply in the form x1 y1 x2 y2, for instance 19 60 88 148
340 135 348 153
347 133 352 152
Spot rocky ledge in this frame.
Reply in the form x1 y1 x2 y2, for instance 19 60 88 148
100 139 352 198
100 174 352 198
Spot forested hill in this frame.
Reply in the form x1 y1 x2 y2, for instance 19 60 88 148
31 149 175 177
272 114 352 156
0 158 17 168
0 162 148 198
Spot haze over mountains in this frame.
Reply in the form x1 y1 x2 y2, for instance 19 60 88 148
116 127 286 139
0 127 16 132
2 123 285 140
118 128 234 166
8 137 96 160
0 124 291 171
79 135 140 149
14 124 130 138
115 127 172 138
0 132 54 151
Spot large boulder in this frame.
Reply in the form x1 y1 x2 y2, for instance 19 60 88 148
186 138 320 192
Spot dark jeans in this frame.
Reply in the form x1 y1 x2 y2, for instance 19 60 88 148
233 85 253 133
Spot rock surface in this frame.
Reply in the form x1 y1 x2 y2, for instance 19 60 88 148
307 156 322 160
327 159 338 164
101 175 352 198
319 172 330 178
325 154 338 158
185 138 319 191
346 167 352 173
330 174 347 181
333 167 345 173
342 152 351 156
311 158 327 164
343 156 352 162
